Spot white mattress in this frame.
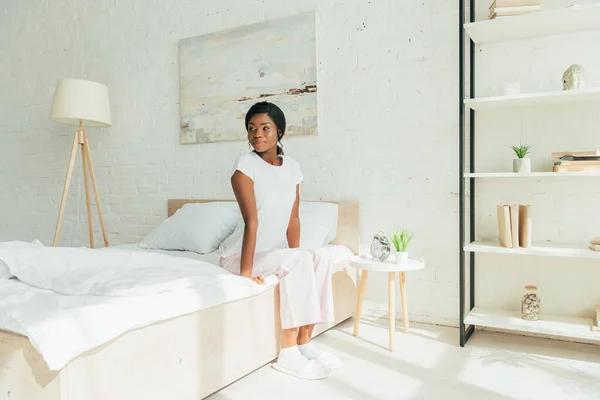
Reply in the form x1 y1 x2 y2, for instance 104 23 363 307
0 243 353 371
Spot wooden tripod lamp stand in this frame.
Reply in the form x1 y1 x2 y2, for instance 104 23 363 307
49 78 112 248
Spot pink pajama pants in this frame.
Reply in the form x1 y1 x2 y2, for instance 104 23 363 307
220 247 335 329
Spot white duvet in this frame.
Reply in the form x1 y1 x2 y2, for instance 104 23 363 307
0 243 277 371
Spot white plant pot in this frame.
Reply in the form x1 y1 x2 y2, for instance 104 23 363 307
395 251 408 267
513 158 531 173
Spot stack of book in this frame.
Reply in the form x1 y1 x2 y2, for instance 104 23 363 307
497 204 532 248
589 237 600 251
552 150 600 172
488 0 541 19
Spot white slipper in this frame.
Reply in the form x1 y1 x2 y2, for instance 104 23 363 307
271 359 331 380
315 352 344 369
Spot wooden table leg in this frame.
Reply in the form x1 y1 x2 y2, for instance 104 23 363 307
400 272 409 333
388 272 395 351
353 270 369 336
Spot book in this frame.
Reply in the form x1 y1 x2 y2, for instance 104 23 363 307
552 164 600 172
489 0 540 9
493 5 541 13
552 150 600 158
497 205 513 248
518 205 531 248
489 3 540 18
558 156 600 161
510 205 520 248
556 160 600 166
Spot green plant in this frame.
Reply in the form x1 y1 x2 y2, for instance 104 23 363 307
511 144 531 159
389 229 414 252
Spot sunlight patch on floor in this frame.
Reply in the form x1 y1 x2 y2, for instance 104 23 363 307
209 318 600 400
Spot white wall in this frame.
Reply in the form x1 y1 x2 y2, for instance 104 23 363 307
0 1 459 326
472 0 600 320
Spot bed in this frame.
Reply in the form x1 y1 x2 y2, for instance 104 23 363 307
0 199 359 400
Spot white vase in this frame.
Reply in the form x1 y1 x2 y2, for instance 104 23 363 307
513 158 531 173
395 251 408 267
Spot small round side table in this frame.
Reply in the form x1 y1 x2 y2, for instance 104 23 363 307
350 254 425 351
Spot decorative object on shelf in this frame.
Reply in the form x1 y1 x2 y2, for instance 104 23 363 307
496 204 531 248
589 237 600 251
562 64 586 90
552 150 600 172
511 143 532 173
488 0 541 19
509 204 519 248
522 285 540 321
518 204 532 248
496 204 513 248
389 229 414 266
593 304 600 332
370 231 391 261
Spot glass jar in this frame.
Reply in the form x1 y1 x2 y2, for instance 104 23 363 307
522 285 540 321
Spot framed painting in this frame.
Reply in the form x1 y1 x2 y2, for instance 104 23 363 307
179 11 318 144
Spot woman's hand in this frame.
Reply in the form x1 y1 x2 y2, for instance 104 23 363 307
241 270 265 285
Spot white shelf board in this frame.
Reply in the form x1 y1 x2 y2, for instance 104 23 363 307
464 172 600 178
464 240 600 260
464 3 600 44
464 87 600 110
465 307 599 343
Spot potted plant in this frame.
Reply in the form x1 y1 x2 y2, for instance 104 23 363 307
511 143 531 173
389 229 414 266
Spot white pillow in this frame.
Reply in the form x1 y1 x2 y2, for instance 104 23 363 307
299 202 338 250
0 239 44 279
140 202 240 254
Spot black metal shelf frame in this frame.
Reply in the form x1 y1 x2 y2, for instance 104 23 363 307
459 0 476 346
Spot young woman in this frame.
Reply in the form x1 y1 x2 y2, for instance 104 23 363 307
219 101 342 380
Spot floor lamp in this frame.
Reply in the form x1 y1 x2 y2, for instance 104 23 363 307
49 78 112 248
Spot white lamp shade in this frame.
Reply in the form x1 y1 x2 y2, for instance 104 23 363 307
50 78 112 127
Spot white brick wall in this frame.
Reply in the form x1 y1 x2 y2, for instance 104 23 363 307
0 1 459 326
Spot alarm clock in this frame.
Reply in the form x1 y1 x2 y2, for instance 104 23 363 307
370 231 391 261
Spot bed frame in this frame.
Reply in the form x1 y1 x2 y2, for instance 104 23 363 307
0 199 359 400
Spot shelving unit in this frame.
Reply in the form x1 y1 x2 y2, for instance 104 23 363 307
464 307 599 344
465 87 600 110
464 172 600 178
464 3 600 44
458 2 600 347
465 240 600 260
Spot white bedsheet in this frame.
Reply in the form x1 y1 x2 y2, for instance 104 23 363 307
0 243 353 371
0 244 277 371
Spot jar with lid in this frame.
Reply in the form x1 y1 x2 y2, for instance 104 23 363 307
522 285 540 321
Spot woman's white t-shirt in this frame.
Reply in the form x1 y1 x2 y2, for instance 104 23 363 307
219 151 303 257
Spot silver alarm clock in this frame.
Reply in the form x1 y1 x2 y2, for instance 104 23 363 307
370 231 391 261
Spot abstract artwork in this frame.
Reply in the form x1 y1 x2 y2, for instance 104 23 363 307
179 11 318 144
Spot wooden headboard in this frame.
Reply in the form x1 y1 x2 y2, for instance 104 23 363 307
167 199 360 254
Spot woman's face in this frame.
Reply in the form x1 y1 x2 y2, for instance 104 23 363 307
247 113 279 153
